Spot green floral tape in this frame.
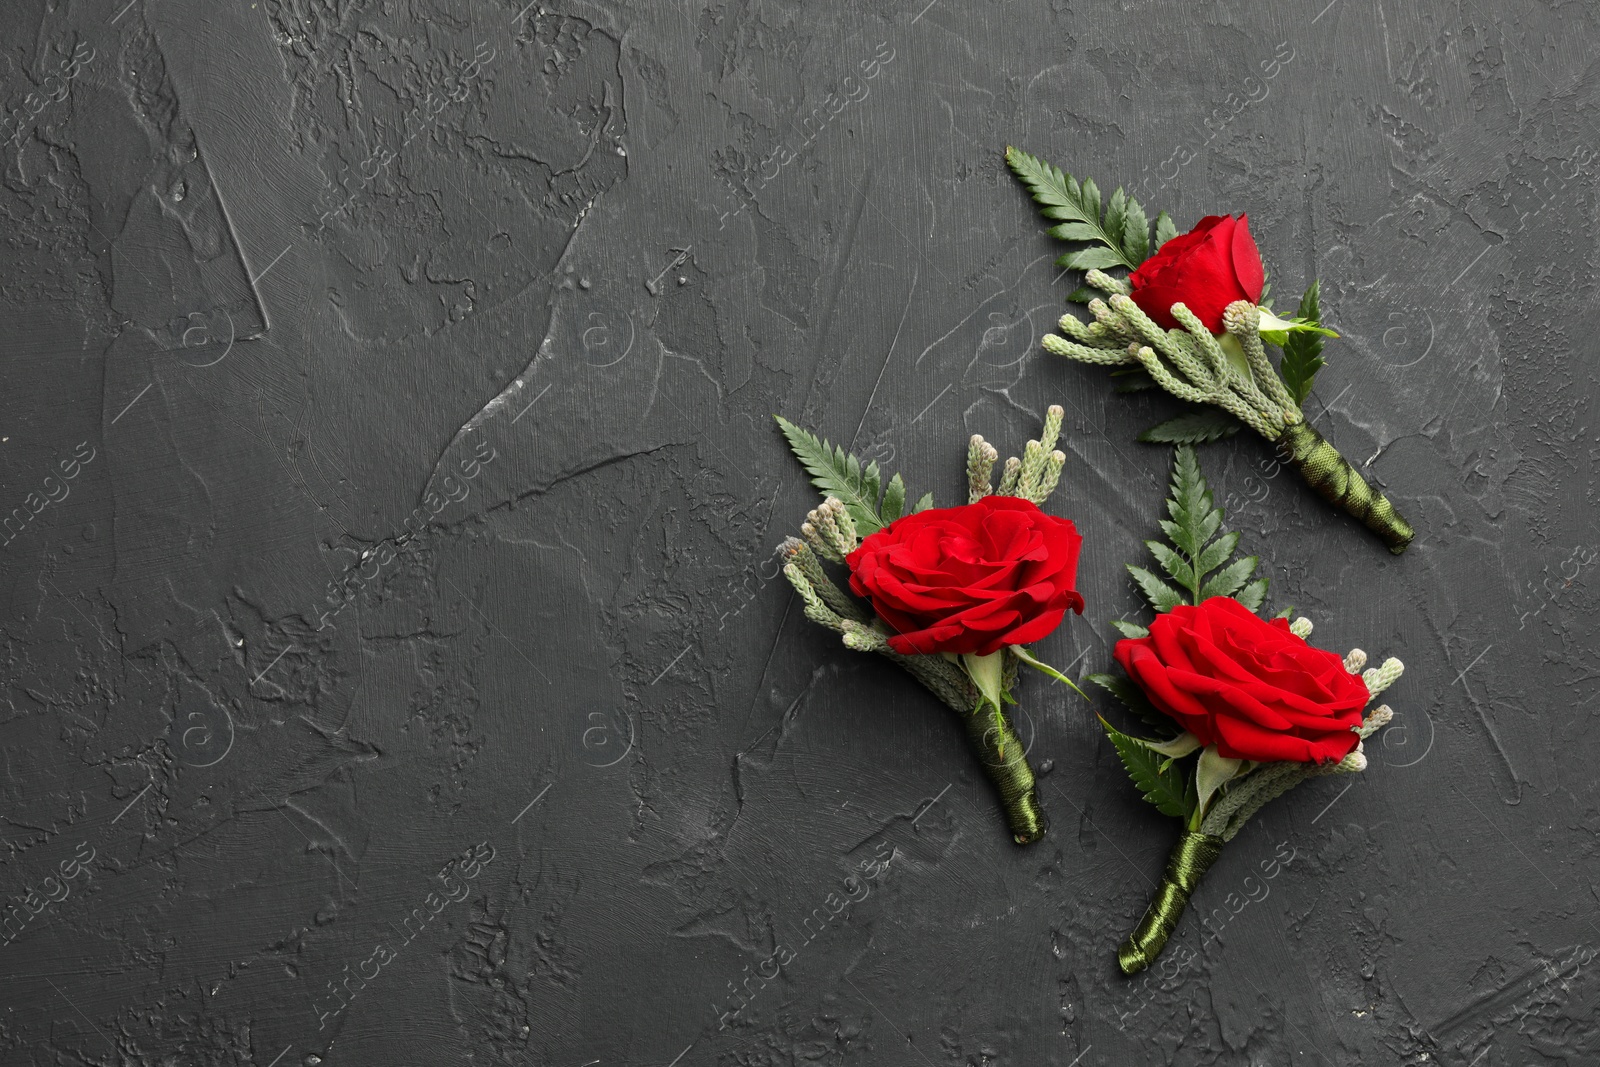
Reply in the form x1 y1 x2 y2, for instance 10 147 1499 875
959 702 1048 845
1276 421 1416 554
1118 830 1225 975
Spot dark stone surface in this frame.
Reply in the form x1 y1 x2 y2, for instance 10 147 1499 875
2 1 1596 1064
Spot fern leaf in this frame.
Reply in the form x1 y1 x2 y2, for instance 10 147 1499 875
1199 556 1260 601
1089 672 1177 737
1237 577 1270 612
1147 541 1196 595
881 473 906 524
1056 246 1128 272
1049 221 1108 242
1104 185 1126 248
1080 176 1103 230
1101 718 1193 819
1128 564 1186 614
1111 367 1158 393
1153 211 1178 250
1138 409 1243 445
1192 531 1241 585
1279 280 1326 407
774 416 892 533
1123 196 1150 264
1137 445 1267 612
856 454 882 515
1005 146 1160 274
1164 445 1218 558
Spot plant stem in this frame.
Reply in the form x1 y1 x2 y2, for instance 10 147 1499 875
1118 830 1225 975
957 699 1048 845
1275 421 1415 554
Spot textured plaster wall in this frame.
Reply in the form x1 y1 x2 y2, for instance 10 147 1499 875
0 1 1596 1065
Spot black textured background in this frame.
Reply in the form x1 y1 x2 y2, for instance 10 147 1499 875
2 1 1597 1064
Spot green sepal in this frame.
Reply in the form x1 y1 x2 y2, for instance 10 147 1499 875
1012 645 1089 700
962 650 1007 713
1194 745 1244 825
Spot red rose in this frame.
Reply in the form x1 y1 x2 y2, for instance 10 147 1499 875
845 495 1084 657
1128 214 1265 333
1113 597 1368 763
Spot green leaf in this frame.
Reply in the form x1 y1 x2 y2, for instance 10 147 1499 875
1127 564 1186 614
1013 646 1089 700
775 416 914 534
1101 717 1194 820
1147 541 1196 594
1200 555 1260 601
1108 619 1150 639
1164 445 1217 559
912 491 935 513
1153 211 1178 250
881 473 906 524
1056 246 1128 272
1279 280 1326 408
1132 445 1268 612
1123 196 1150 264
1192 530 1241 580
1088 672 1174 736
1049 221 1108 242
1065 285 1099 304
1005 146 1163 273
1236 577 1270 612
1138 409 1244 445
1080 177 1103 229
1111 367 1158 393
1103 185 1126 248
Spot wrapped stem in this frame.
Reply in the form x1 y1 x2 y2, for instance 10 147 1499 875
1274 422 1415 554
958 699 1047 844
1118 830 1224 975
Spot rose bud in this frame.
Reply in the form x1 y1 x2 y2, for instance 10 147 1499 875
1128 214 1265 334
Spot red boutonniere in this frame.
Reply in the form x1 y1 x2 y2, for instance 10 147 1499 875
1092 446 1403 974
1007 147 1416 554
775 407 1087 844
